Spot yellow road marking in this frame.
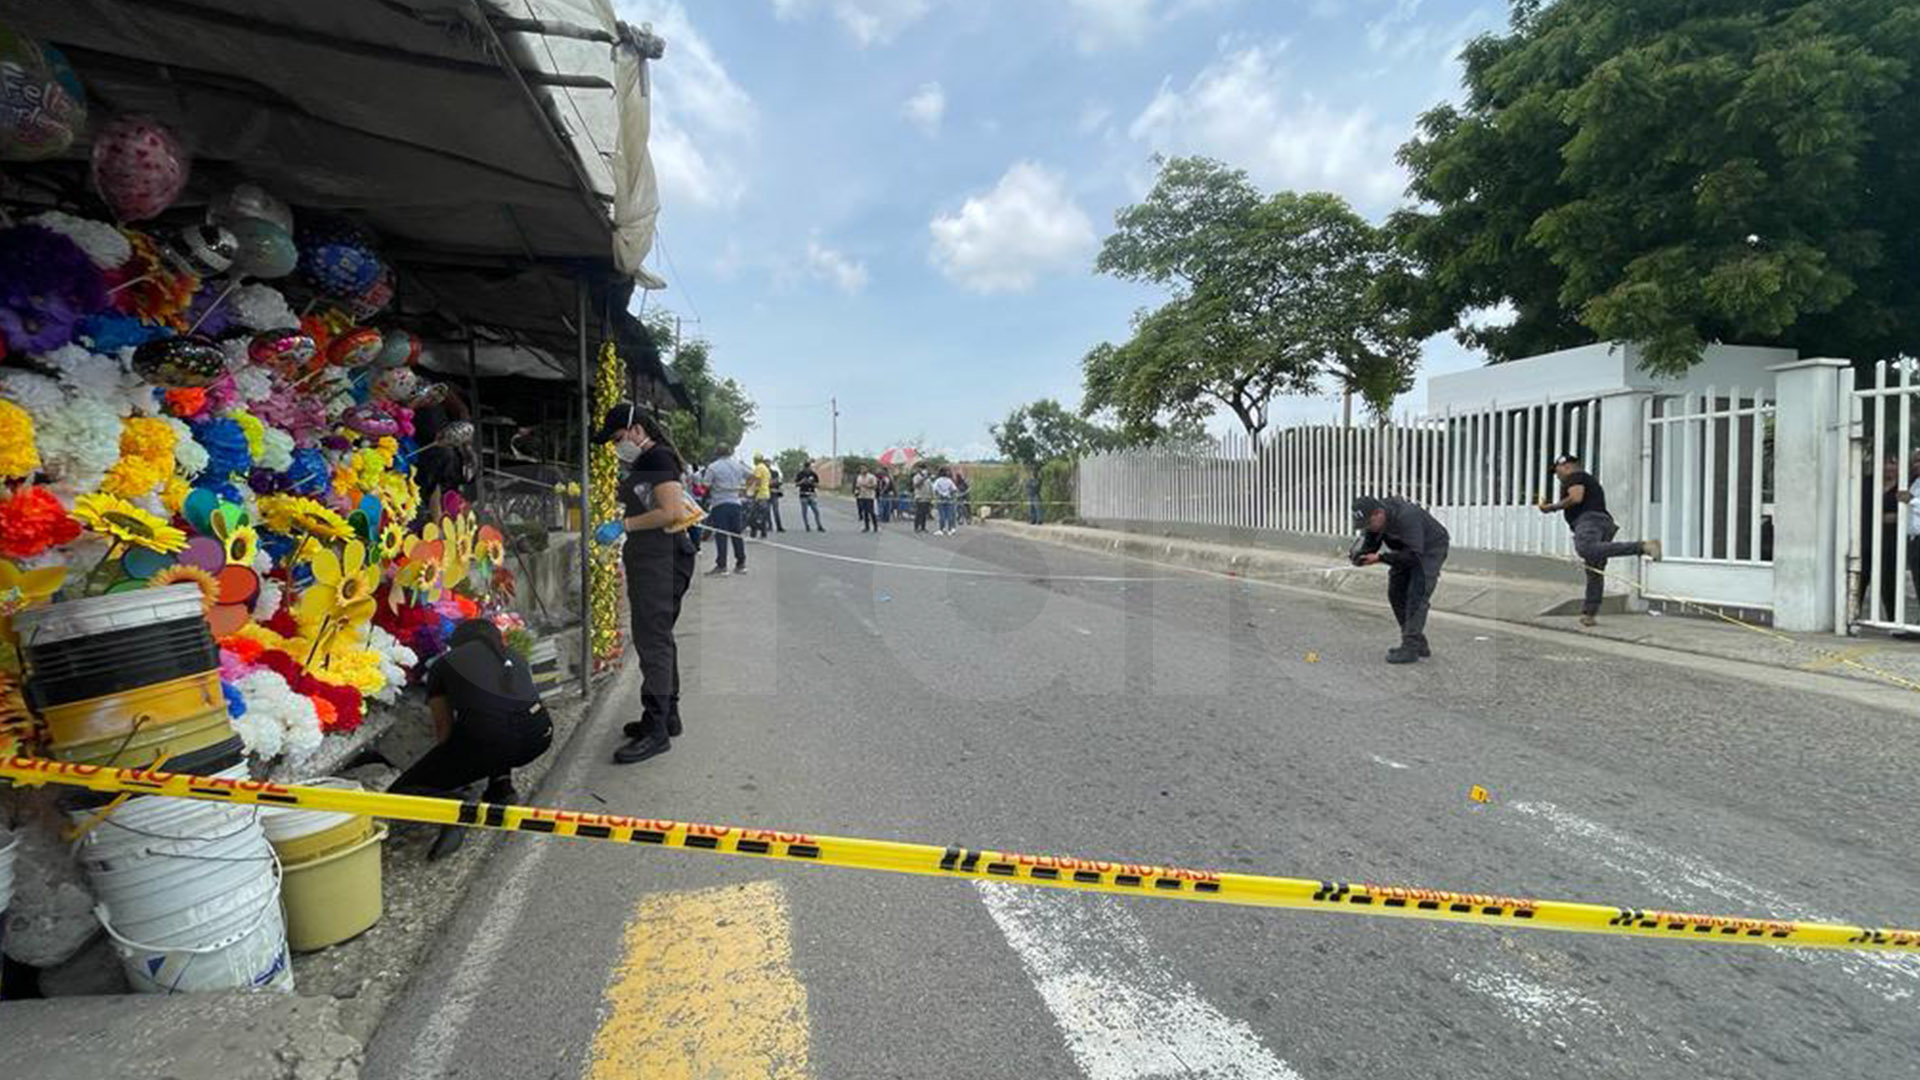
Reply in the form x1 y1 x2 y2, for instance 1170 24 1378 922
1800 644 1878 673
586 880 810 1080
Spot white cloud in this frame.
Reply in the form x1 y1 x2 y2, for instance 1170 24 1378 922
1077 101 1112 135
929 162 1096 293
1127 40 1408 214
903 82 946 135
618 1 754 207
805 238 870 294
772 0 934 47
1365 0 1425 55
1064 0 1232 52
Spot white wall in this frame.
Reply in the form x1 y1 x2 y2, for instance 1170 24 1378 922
1426 342 1797 413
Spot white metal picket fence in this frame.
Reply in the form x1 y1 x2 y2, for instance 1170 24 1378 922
1850 358 1920 633
1637 386 1776 611
1077 396 1610 559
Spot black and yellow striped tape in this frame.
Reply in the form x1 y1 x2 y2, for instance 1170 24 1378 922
5 755 1914 953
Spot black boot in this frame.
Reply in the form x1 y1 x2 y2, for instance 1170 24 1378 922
427 824 467 861
614 734 670 764
1385 644 1421 664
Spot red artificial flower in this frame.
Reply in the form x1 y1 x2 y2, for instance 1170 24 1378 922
0 485 82 560
164 387 209 418
220 635 267 664
308 695 338 731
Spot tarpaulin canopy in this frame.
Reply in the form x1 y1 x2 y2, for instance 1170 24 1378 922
2 0 665 371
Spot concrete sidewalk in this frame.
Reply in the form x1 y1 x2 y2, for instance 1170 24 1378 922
984 519 1920 702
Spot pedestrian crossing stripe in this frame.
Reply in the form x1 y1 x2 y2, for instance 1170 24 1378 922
5 754 1915 955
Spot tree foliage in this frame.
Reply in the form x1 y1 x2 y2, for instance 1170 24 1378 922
645 314 757 465
1392 0 1920 374
1086 157 1420 438
776 447 814 478
991 398 1123 468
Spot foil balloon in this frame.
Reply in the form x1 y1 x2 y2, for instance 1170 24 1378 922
374 329 418 369
247 330 316 376
131 336 226 387
343 402 401 437
372 366 420 404
227 218 297 279
0 32 85 161
346 267 395 321
327 326 383 368
436 419 474 448
301 241 382 298
177 224 238 276
411 380 450 408
207 183 292 234
90 114 189 222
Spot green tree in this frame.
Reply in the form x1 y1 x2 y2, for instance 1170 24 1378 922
1087 157 1419 438
776 447 814 478
990 399 1121 469
1392 0 1920 374
655 334 757 464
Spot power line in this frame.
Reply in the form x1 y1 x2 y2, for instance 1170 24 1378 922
653 227 703 328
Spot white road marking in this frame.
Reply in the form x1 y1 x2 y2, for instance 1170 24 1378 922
1510 801 1920 1005
976 881 1303 1080
1370 754 1409 770
1454 966 1601 1032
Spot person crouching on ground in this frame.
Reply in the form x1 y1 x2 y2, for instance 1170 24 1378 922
1350 495 1450 664
390 618 553 860
1537 453 1661 627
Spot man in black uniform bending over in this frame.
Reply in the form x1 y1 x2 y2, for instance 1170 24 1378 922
593 403 698 764
1537 453 1661 627
1351 495 1450 664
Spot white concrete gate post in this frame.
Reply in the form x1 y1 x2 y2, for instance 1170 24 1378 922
1770 358 1851 632
1598 390 1652 610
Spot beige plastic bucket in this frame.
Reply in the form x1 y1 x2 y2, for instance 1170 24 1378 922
281 822 387 952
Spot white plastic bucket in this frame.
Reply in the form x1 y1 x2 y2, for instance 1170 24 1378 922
108 853 281 948
76 815 266 883
0 830 17 913
99 891 293 995
260 778 362 845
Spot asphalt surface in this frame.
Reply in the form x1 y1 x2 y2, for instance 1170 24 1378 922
363 501 1920 1080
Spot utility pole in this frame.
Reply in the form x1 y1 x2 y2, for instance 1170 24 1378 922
831 396 839 458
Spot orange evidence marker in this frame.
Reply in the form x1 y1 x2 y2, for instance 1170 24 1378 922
1469 785 1490 804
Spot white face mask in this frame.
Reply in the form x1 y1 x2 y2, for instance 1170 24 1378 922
614 439 642 464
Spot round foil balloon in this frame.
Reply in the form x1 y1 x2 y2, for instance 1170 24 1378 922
227 218 297 279
178 224 238 276
346 267 395 321
372 366 420 404
327 326 383 368
436 419 474 448
374 329 418 369
301 241 382 298
0 34 86 161
90 115 189 222
411 380 449 408
132 336 226 387
208 183 292 234
248 331 316 375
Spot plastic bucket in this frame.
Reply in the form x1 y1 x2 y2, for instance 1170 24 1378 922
281 823 386 952
18 586 216 707
529 639 561 692
0 830 17 913
57 737 247 811
42 672 224 750
263 779 372 863
80 821 270 895
105 850 281 947
99 891 293 995
52 707 233 768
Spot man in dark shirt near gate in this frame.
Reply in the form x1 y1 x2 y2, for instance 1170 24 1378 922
1351 495 1450 664
1538 453 1662 626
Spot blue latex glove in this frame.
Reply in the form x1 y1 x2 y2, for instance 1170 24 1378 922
594 520 625 545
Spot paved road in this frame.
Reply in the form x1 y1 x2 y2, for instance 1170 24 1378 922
364 502 1920 1080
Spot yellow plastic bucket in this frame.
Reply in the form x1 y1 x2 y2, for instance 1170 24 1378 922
280 823 386 952
41 671 223 750
52 706 233 768
268 813 374 865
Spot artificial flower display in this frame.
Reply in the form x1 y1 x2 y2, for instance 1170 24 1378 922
0 198 529 765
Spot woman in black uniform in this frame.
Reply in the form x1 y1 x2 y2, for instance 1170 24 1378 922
390 618 552 859
592 402 698 765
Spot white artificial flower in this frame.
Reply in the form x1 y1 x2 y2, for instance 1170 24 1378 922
233 367 274 404
229 284 298 332
258 425 294 472
163 416 209 477
0 369 65 414
28 210 132 269
36 396 122 491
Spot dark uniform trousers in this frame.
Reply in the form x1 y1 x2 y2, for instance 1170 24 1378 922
1387 546 1447 650
625 547 695 740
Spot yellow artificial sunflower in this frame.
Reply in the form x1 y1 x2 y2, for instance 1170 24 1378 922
257 494 351 542
475 524 505 567
295 539 380 633
213 517 258 566
71 493 187 554
150 564 219 613
0 559 66 619
377 521 408 565
442 513 475 589
392 537 444 610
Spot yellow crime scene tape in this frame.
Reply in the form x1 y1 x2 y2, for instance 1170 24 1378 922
6 755 1917 954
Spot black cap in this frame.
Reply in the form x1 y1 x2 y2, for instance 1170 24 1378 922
1351 495 1385 529
591 401 639 444
1551 453 1580 468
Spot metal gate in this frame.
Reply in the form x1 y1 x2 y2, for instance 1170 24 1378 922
1639 386 1776 610
1848 359 1920 633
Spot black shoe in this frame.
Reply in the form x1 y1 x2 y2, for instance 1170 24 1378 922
1418 643 1432 658
1386 645 1420 664
667 713 683 738
614 734 671 765
427 824 467 861
706 565 729 577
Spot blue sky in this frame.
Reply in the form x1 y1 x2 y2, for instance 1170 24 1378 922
618 0 1512 460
